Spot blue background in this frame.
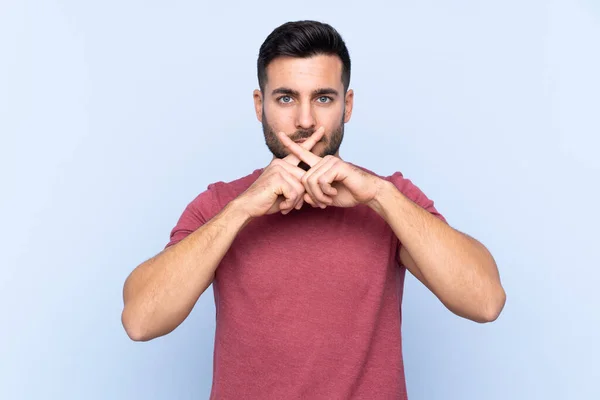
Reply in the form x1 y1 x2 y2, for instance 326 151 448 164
2 1 599 398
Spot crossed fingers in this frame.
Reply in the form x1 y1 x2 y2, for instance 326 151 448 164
277 127 340 208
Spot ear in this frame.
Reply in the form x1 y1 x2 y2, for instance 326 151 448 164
253 89 263 122
343 89 354 123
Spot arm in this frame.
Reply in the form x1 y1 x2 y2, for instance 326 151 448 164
121 199 251 342
121 130 327 342
270 134 506 323
368 180 506 323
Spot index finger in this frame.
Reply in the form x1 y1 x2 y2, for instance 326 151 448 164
279 128 324 168
281 126 325 166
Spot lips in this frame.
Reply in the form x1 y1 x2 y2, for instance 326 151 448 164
294 139 307 143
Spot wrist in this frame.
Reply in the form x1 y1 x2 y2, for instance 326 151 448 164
367 179 398 217
225 197 254 228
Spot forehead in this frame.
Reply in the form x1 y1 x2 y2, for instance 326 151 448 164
265 54 343 92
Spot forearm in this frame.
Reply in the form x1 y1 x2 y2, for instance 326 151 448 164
122 199 252 341
369 180 505 322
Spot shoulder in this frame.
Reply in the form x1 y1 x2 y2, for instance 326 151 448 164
188 168 263 216
164 168 264 248
384 171 426 203
351 163 447 223
386 171 447 223
206 167 263 201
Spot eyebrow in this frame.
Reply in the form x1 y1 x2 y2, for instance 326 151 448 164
271 87 340 97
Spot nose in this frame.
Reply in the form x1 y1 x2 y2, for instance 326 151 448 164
295 101 316 131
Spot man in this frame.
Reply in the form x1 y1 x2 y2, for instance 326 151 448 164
121 20 506 399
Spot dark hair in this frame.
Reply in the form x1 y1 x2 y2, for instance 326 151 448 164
257 20 351 92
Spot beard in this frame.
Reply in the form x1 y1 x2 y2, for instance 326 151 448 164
262 110 345 171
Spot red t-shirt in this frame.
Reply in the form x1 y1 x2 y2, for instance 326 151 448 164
165 165 446 399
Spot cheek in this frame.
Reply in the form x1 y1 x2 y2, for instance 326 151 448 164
265 107 295 130
316 107 343 126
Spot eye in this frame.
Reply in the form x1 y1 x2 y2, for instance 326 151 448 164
278 96 293 104
317 96 332 103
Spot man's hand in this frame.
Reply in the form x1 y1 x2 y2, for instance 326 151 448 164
236 127 327 217
277 131 383 209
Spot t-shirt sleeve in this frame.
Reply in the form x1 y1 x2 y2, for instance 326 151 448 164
388 171 447 224
388 172 447 266
164 186 219 249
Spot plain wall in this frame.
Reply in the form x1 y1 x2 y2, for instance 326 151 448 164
1 0 599 399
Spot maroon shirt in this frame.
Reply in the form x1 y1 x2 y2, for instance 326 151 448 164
165 166 446 399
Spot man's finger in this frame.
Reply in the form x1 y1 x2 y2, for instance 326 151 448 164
278 130 323 168
281 126 325 166
275 167 305 214
300 126 325 152
302 156 336 207
272 159 305 181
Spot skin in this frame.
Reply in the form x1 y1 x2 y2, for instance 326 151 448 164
249 54 506 322
121 53 505 342
121 128 329 341
254 55 353 172
277 132 506 323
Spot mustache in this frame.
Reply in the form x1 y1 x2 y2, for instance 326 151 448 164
289 129 325 142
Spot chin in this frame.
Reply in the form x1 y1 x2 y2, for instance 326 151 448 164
310 142 325 155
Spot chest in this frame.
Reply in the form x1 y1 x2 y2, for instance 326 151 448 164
214 206 399 303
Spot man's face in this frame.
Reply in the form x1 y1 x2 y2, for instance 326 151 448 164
254 54 354 170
